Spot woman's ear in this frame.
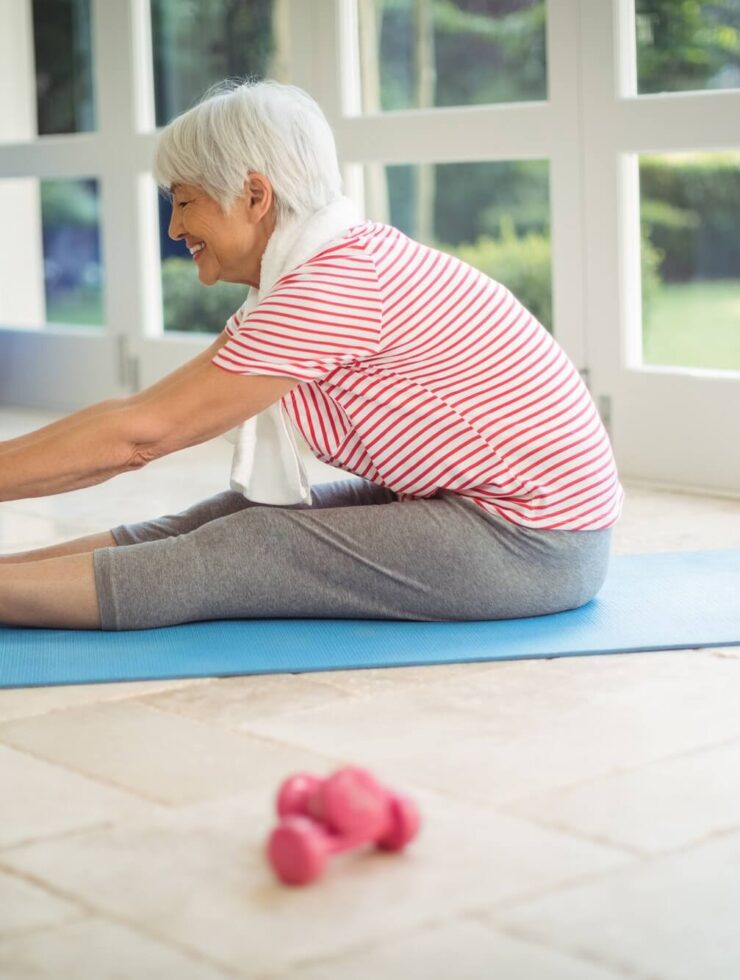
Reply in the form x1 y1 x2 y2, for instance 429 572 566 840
244 172 273 221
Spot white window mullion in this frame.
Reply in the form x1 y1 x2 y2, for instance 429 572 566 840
545 0 588 375
91 0 146 390
0 0 43 328
617 91 740 152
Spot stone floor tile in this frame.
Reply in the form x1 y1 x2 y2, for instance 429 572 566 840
0 679 214 724
0 511 95 552
0 701 345 806
1 404 736 978
710 646 740 659
140 673 358 729
236 652 740 808
0 744 156 851
490 829 740 980
0 868 82 937
263 917 630 980
1 787 630 976
305 660 501 696
2 483 216 531
609 484 740 554
503 736 740 855
0 916 237 979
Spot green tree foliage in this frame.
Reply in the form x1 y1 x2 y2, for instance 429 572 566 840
635 0 740 93
378 0 546 109
32 0 95 135
150 0 274 126
40 179 99 229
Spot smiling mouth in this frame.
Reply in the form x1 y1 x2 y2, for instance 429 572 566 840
189 242 206 260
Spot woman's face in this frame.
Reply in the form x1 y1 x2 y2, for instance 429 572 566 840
167 173 276 288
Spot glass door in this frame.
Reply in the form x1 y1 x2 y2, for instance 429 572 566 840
581 0 740 495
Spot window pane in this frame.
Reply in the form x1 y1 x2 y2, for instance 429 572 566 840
33 0 96 135
358 0 547 113
42 178 104 326
636 0 740 95
0 0 95 142
150 0 281 128
156 189 245 334
0 177 104 329
640 151 740 371
363 159 552 331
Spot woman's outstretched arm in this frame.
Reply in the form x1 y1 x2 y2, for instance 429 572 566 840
0 403 139 502
0 329 232 503
0 328 231 456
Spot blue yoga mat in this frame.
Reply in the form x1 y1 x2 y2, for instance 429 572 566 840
1 549 738 689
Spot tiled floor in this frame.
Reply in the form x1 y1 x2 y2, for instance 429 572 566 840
1 405 739 980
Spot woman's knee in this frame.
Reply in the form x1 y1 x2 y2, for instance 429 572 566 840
112 490 259 544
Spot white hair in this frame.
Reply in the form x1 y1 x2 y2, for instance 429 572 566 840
153 76 344 226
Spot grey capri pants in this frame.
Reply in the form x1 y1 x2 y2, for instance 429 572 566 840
91 476 613 631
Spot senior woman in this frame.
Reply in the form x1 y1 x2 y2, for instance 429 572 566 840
0 79 624 631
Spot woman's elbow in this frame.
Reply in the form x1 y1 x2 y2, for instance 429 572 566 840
111 402 172 468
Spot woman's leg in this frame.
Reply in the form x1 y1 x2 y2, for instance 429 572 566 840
0 478 399 629
0 477 393 564
0 530 117 564
108 477 398 545
0 553 99 629
92 489 613 632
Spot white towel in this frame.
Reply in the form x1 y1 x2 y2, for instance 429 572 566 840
221 194 363 506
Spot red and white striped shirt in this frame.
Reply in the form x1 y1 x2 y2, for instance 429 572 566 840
212 221 625 531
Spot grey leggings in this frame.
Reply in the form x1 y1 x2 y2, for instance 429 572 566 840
91 477 613 631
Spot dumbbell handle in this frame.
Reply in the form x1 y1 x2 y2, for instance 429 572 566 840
321 827 373 856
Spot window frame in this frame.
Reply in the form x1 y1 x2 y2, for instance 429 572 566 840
1 0 738 496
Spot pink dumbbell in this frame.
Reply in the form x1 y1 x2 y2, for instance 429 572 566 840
267 766 421 885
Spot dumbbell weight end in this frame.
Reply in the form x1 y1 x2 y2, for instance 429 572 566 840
267 814 373 886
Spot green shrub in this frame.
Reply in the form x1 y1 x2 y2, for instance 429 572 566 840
443 216 664 335
161 258 247 334
449 217 553 329
160 225 664 342
640 154 740 281
641 228 665 327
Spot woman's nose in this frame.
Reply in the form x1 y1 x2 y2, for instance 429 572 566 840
168 207 183 241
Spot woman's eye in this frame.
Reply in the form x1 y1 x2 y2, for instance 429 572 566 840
178 202 189 208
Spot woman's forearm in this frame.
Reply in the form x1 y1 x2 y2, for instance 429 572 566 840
0 331 228 502
0 398 127 455
0 403 136 502
1 331 227 456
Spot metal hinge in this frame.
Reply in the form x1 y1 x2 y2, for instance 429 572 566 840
598 393 612 438
116 334 140 392
580 368 613 438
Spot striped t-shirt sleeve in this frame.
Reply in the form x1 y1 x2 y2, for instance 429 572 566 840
211 247 384 383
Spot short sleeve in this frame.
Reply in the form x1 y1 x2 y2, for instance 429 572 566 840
211 246 384 383
222 296 252 339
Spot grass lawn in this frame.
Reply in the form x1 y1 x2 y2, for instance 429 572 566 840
46 287 105 327
643 279 740 371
